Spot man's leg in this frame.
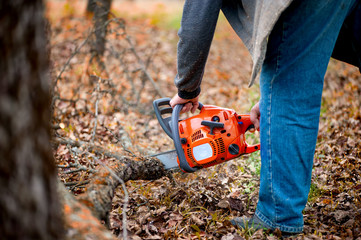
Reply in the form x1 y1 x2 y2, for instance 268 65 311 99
255 0 357 233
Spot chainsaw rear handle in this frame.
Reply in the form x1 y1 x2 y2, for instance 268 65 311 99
153 97 203 139
237 115 261 154
171 104 200 173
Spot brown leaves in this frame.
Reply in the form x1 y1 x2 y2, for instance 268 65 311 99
49 2 360 239
107 171 255 239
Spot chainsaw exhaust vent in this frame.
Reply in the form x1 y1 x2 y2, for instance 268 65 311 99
201 160 217 168
210 141 217 156
215 138 226 153
191 130 204 142
187 148 198 166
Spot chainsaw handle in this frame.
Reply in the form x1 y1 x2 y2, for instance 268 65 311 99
153 97 203 139
171 104 199 173
238 114 261 154
153 98 174 138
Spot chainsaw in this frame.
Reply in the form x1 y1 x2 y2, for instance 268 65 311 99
151 98 260 173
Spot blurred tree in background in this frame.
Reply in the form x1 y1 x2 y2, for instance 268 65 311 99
0 0 63 239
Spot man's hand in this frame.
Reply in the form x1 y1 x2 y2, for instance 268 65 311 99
170 94 199 114
250 102 260 131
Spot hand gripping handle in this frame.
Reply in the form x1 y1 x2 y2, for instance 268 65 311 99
238 114 260 154
153 98 203 140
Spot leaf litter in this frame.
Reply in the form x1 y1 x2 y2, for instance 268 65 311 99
49 1 360 239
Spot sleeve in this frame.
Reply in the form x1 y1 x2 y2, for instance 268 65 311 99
175 0 223 99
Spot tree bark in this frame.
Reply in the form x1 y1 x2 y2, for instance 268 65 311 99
0 0 63 239
77 156 168 221
92 0 112 58
0 1 169 238
59 183 117 240
52 137 170 238
86 0 97 13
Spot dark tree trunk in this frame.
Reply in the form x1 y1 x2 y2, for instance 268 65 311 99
86 0 97 13
0 1 170 238
0 0 63 239
92 0 112 58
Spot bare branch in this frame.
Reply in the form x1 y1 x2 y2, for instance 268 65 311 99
54 31 93 86
125 35 164 98
53 137 127 162
91 77 101 143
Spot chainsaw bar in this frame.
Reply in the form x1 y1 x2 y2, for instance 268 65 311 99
150 150 179 170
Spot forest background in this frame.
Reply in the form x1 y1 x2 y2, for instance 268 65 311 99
2 0 360 239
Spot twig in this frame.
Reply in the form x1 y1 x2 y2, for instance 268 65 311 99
62 166 88 174
135 43 159 106
91 77 101 143
53 137 126 162
109 46 137 95
105 126 136 157
54 30 93 86
64 180 90 187
125 35 164 98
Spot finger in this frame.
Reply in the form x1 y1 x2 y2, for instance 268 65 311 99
181 102 192 113
190 102 199 114
250 103 260 131
250 115 260 131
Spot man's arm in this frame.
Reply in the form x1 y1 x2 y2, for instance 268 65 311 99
172 0 223 111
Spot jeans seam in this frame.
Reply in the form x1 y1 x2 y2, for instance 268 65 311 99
272 19 288 224
268 78 277 223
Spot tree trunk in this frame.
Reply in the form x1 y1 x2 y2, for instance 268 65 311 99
86 0 97 13
0 1 169 238
92 0 112 58
0 0 63 239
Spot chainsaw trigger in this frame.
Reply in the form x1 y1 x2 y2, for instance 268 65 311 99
245 124 256 132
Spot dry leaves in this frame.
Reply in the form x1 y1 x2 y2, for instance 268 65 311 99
49 2 360 239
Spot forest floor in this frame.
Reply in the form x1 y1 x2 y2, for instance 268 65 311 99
48 1 361 239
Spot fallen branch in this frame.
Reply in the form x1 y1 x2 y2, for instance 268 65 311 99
93 155 129 240
76 155 168 222
59 183 117 240
53 136 169 220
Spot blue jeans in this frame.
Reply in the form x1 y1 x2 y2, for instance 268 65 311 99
256 0 357 233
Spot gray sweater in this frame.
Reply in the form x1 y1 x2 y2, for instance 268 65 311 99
175 0 361 99
175 0 292 99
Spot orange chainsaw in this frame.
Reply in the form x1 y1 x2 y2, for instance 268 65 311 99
152 98 260 173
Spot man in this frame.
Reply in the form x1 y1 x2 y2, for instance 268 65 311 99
169 0 360 236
